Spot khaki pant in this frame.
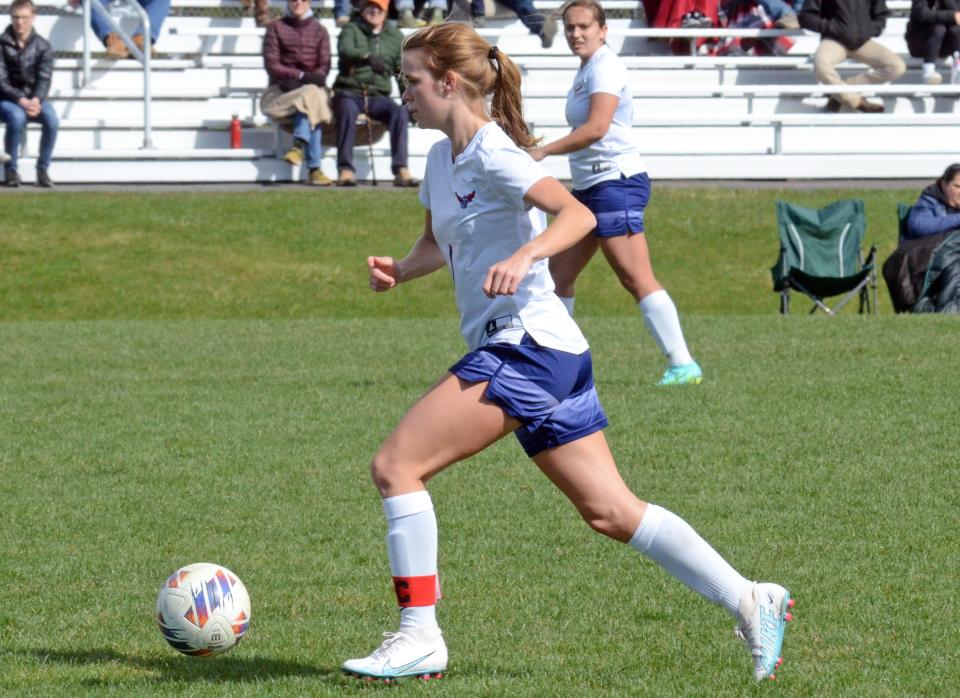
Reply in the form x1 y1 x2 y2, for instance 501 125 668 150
260 84 333 131
813 38 906 109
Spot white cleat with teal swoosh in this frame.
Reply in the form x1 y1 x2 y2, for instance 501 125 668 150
343 626 447 682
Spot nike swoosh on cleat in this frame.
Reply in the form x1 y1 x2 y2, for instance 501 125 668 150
381 651 436 676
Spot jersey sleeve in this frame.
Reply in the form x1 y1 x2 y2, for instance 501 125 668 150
588 52 627 98
483 143 550 208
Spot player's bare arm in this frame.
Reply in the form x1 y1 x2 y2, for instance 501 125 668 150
368 211 446 291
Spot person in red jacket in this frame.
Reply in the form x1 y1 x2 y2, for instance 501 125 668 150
261 0 333 185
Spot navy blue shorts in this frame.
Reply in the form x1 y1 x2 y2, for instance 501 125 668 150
450 335 608 457
573 172 651 238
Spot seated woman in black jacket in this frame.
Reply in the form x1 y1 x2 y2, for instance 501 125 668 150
905 0 960 84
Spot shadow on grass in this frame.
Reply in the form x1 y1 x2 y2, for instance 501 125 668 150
20 646 348 685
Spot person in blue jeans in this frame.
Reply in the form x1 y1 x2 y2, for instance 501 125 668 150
470 0 559 47
0 0 57 187
70 0 170 58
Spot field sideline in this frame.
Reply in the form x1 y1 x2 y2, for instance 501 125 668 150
2 190 959 696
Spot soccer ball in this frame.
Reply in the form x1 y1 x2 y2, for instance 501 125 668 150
155 563 251 657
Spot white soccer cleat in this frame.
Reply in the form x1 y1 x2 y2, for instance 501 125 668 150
734 582 794 681
342 626 448 682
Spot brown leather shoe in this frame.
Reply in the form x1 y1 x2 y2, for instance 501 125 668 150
825 97 842 113
393 167 419 188
104 32 129 59
855 98 884 113
132 34 157 58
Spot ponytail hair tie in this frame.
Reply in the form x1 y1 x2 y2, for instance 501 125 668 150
488 46 499 61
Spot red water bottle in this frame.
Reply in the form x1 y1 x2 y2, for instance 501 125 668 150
230 113 242 149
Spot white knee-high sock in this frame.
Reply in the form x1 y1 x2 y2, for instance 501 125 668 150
639 290 693 367
628 504 751 617
558 295 575 317
383 490 439 630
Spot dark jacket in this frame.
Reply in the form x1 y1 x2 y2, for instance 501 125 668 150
882 230 952 311
332 18 403 98
913 232 960 312
0 26 53 102
905 0 960 57
262 13 331 87
799 0 889 51
906 183 960 239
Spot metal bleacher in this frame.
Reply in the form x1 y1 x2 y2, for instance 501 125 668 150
9 0 960 183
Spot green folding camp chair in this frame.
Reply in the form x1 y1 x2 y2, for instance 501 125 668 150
896 203 912 242
771 199 878 315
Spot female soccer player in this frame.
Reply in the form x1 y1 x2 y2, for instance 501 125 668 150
341 22 792 684
527 0 701 386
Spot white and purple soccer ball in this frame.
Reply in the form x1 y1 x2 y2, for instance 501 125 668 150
155 563 251 657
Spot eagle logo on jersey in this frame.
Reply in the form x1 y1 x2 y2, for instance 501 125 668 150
455 190 476 209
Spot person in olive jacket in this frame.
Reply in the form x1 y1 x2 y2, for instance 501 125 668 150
332 0 416 187
905 0 960 84
799 0 906 113
0 0 56 187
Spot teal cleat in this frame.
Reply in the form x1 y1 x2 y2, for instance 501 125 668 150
734 583 795 681
657 362 703 386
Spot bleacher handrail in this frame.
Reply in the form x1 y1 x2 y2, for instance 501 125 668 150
82 0 154 147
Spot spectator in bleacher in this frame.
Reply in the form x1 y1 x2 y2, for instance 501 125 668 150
261 0 334 185
528 0 702 386
397 0 444 27
723 0 799 28
69 0 170 59
0 0 56 187
798 0 906 112
332 0 416 186
468 0 559 48
641 0 719 54
905 0 960 84
241 0 273 27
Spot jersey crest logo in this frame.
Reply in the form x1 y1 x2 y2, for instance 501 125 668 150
455 190 476 209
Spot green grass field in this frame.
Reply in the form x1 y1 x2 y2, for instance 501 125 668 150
2 190 959 696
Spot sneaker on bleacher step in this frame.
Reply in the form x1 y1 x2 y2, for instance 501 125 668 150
393 167 419 188
283 142 305 167
855 98 884 113
36 168 54 189
398 8 425 28
472 14 486 27
428 7 445 24
309 169 333 186
104 32 129 59
4 167 19 188
132 34 157 58
923 72 943 85
540 16 559 48
338 169 357 187
775 13 799 29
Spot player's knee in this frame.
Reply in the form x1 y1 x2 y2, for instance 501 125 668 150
579 503 633 541
370 449 418 496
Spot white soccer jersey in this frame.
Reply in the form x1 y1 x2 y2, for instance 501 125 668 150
418 121 589 354
565 44 646 190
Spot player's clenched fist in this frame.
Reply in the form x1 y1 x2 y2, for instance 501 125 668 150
368 256 400 292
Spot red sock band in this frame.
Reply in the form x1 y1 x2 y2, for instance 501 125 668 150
392 575 437 607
